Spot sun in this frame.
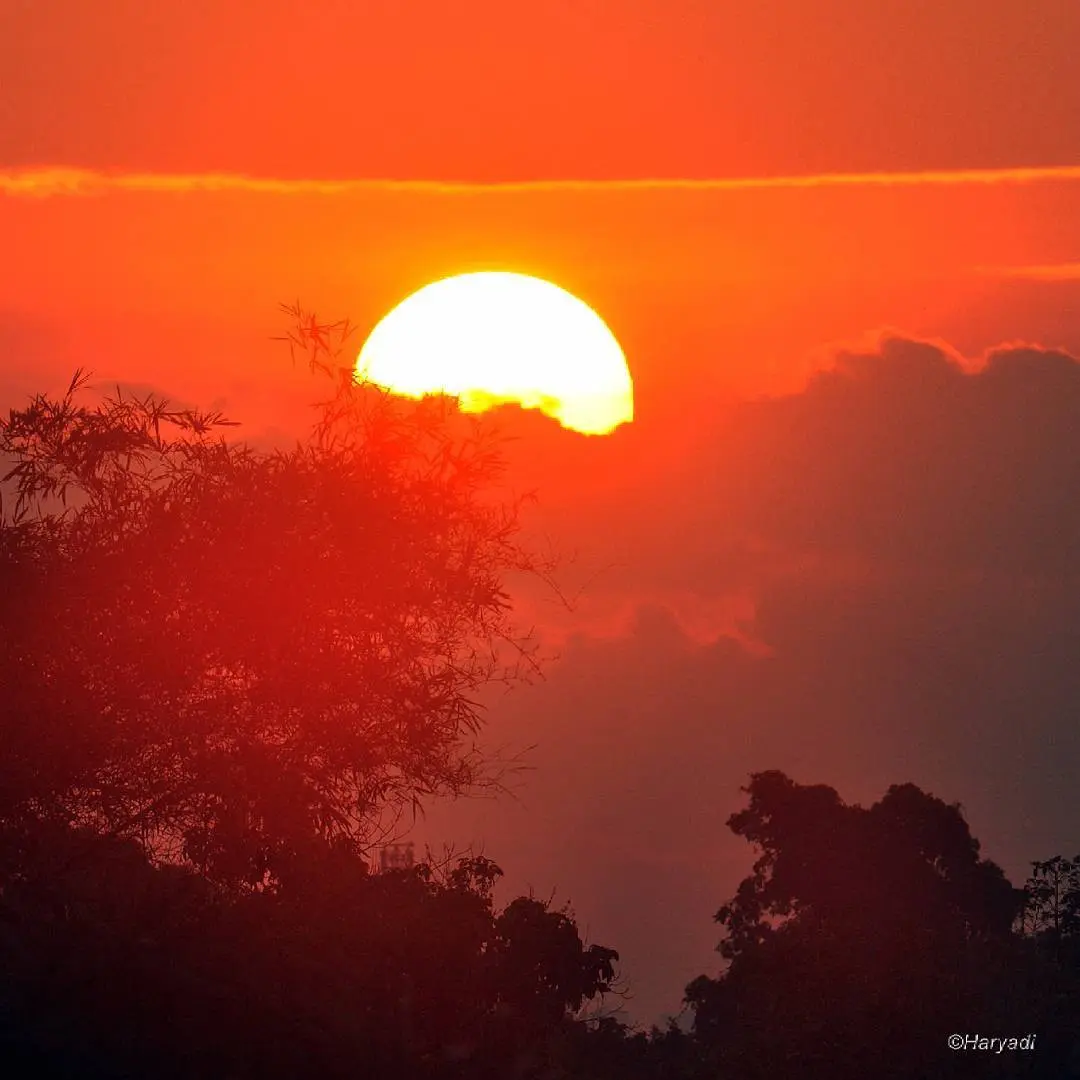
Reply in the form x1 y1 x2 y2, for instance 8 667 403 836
355 272 633 435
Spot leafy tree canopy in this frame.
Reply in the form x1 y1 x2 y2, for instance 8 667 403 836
0 309 546 887
0 827 623 1079
686 771 1033 1079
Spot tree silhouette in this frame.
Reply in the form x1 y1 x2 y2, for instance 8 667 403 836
0 827 626 1079
684 770 1053 1079
490 896 619 1027
0 308 546 887
1014 853 1080 1072
1019 855 1080 957
0 310 639 1078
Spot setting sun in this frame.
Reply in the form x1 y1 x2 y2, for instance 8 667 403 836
355 271 634 435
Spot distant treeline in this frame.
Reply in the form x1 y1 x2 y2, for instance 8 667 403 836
2 776 1079 1079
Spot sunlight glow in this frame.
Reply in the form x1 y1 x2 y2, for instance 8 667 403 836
356 272 634 435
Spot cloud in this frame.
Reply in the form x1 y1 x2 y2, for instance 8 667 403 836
429 378 1080 1013
457 328 1080 1024
495 327 1080 664
4 164 1080 199
711 331 1080 577
979 262 1080 281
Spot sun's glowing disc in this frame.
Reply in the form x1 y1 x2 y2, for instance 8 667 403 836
356 272 633 435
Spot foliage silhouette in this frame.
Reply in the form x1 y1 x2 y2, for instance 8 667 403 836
685 771 1078 1079
1019 854 1080 958
0 308 548 887
0 825 628 1079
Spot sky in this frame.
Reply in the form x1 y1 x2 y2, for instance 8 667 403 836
4 0 1080 1026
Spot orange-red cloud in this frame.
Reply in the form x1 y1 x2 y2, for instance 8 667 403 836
4 164 1080 199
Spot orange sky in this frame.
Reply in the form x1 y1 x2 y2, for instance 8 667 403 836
4 0 1080 1027
4 1 1079 178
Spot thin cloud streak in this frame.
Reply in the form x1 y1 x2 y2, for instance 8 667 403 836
978 262 1080 281
4 165 1080 199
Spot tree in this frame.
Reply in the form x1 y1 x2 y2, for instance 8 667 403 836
0 307 546 887
686 771 1041 1079
0 308 634 1078
1019 855 1080 958
0 831 623 1079
1015 854 1080 1070
490 896 619 1029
